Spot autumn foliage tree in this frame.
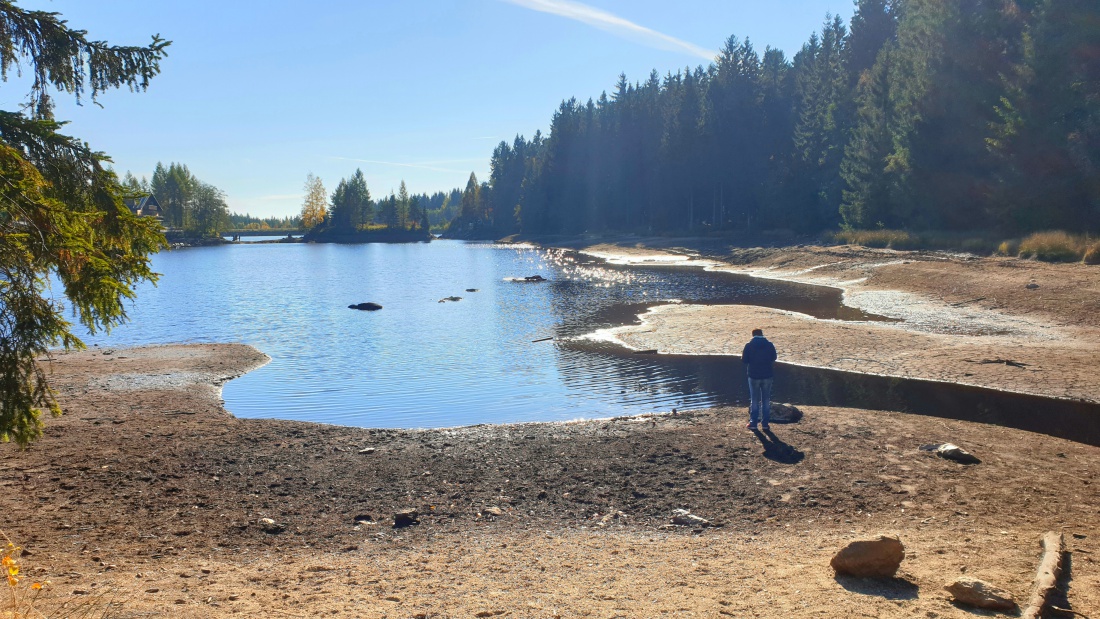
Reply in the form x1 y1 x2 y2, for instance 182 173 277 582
0 1 170 443
300 173 326 230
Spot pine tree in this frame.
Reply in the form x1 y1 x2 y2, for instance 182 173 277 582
0 3 169 443
790 16 850 230
396 180 410 229
460 172 480 219
988 0 1100 231
840 46 896 228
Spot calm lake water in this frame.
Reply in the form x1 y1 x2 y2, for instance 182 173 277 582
65 240 861 427
65 240 1100 444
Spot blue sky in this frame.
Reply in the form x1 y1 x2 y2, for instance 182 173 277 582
9 1 853 218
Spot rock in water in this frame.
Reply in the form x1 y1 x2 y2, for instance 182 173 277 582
438 296 462 303
830 535 905 577
769 403 803 424
945 577 1018 611
349 302 382 311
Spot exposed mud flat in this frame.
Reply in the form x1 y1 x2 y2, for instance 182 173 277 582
2 339 1099 618
581 241 1100 403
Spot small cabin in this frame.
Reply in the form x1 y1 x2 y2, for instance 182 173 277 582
124 194 162 218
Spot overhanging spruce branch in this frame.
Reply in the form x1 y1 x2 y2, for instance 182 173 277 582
0 1 170 110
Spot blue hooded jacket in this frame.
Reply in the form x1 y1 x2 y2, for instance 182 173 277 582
742 335 777 379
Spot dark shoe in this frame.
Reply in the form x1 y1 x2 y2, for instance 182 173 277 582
761 424 771 431
746 422 758 430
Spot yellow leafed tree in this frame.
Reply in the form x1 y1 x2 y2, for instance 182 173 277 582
300 173 327 229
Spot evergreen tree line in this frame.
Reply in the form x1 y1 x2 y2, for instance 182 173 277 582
124 162 230 237
227 213 301 230
305 169 461 233
463 0 1099 237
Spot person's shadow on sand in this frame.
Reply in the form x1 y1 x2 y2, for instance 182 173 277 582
752 428 805 464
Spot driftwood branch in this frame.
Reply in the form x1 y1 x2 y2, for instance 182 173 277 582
963 358 1030 368
1021 531 1065 619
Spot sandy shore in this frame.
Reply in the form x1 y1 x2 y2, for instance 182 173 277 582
3 243 1100 617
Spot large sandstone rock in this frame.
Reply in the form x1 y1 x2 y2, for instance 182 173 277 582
945 577 1018 612
830 535 905 578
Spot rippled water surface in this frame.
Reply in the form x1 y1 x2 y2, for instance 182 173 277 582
65 240 1100 445
68 240 861 427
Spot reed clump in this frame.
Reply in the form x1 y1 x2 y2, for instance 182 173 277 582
1016 231 1087 262
832 229 919 249
1084 241 1100 265
835 229 1100 264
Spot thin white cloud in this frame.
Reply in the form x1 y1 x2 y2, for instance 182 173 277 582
502 0 715 61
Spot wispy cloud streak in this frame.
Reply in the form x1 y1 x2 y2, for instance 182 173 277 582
501 0 714 61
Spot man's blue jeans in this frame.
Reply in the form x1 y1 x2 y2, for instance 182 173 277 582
748 377 773 426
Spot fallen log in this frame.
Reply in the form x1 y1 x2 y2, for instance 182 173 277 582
1021 531 1065 619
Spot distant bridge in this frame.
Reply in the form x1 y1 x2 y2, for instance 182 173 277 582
223 229 301 237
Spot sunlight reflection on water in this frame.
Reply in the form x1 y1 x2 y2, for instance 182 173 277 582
70 240 883 428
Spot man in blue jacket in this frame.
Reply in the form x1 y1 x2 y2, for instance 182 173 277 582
741 328 778 430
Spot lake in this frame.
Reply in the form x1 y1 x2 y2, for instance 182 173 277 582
67 240 1100 444
65 240 865 427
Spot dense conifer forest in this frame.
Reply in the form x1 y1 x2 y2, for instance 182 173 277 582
448 0 1099 238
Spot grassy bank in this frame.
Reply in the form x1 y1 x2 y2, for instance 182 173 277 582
832 229 1100 264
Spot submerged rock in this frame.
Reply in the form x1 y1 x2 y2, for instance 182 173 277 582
523 274 546 282
830 535 904 577
945 577 1018 611
348 302 383 311
438 296 462 303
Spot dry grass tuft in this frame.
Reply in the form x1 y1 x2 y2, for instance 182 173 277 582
832 229 919 249
1084 241 1100 265
1017 231 1087 262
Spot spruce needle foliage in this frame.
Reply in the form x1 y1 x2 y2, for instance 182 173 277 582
0 2 169 445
